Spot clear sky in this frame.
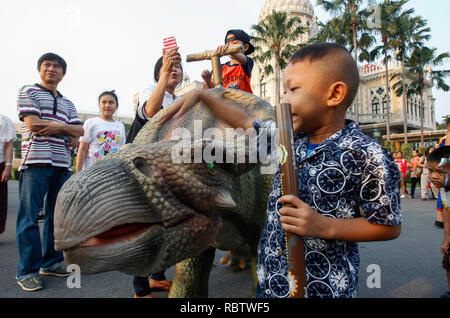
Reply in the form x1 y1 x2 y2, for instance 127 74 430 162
0 0 448 125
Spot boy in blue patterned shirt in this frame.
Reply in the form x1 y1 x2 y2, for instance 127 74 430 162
161 43 402 298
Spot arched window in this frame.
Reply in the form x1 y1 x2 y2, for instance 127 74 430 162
372 98 380 114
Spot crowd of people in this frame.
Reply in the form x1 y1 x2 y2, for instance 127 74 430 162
0 31 449 298
393 125 450 231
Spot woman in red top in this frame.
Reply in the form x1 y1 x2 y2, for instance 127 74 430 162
395 151 408 198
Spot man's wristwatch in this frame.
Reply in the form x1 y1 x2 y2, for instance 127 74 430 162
5 163 12 167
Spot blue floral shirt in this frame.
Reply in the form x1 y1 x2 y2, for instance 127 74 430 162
253 119 402 298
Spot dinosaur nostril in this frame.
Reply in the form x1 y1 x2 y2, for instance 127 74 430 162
133 158 147 174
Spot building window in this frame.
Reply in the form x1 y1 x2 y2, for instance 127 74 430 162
260 81 267 98
382 96 387 114
372 98 380 114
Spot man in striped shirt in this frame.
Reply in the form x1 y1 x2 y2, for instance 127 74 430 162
16 53 84 292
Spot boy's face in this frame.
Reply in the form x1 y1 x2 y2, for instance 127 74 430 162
282 60 329 133
428 160 450 190
39 59 64 85
225 34 248 54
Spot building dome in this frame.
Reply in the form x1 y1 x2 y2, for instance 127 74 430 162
259 0 315 22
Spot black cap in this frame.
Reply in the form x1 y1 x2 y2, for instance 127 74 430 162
225 29 255 55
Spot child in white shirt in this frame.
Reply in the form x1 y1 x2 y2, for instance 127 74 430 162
76 91 125 171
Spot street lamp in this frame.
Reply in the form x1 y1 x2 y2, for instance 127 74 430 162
373 128 381 143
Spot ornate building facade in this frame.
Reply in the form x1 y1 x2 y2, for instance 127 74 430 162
250 0 437 140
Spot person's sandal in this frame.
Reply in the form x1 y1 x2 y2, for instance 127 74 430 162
149 279 172 291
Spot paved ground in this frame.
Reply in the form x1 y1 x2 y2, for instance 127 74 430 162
0 181 447 298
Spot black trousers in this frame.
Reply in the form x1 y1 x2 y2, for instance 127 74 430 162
410 177 419 198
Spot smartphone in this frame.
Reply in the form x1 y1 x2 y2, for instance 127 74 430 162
163 36 177 52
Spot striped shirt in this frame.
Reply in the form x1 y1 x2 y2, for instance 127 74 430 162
17 84 82 171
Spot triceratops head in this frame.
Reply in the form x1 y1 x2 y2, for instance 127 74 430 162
54 88 274 276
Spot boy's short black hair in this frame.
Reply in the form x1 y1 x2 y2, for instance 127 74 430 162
37 53 67 74
427 146 450 163
289 43 360 108
225 29 255 55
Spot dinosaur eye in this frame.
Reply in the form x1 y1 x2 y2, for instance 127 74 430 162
207 162 216 175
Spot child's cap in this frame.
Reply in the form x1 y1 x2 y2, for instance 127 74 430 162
225 29 255 55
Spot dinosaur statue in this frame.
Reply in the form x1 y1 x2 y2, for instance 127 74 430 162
54 88 275 297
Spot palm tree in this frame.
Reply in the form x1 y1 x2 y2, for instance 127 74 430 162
315 0 375 124
366 0 414 143
389 14 430 143
250 11 306 106
393 46 450 145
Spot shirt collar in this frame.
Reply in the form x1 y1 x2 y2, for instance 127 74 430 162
35 83 63 98
295 120 362 162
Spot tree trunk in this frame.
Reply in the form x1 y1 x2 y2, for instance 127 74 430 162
419 95 424 146
383 40 391 143
274 57 281 106
401 54 408 144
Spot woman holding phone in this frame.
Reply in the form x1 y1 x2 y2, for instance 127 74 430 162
127 42 183 143
128 40 183 298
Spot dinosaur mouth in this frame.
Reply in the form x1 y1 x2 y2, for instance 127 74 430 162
79 223 156 248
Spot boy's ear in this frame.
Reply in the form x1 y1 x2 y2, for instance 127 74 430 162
326 81 348 108
243 43 249 53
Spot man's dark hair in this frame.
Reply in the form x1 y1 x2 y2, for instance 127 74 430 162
289 43 360 108
154 56 183 83
98 90 119 106
37 53 67 74
446 116 450 126
427 146 450 163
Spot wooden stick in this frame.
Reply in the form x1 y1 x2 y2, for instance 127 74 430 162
275 103 307 298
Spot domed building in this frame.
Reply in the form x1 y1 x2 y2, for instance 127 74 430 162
251 0 319 106
250 0 438 147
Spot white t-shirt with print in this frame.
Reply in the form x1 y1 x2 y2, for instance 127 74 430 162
79 117 126 170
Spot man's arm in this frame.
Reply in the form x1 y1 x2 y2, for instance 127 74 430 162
23 115 84 137
229 52 248 65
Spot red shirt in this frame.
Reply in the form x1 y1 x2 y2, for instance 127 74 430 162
221 57 254 94
395 159 408 178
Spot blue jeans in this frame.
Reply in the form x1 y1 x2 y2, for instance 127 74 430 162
16 165 70 281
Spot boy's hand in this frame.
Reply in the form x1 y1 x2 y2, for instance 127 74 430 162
279 195 330 238
201 70 214 89
442 234 450 256
216 44 229 55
